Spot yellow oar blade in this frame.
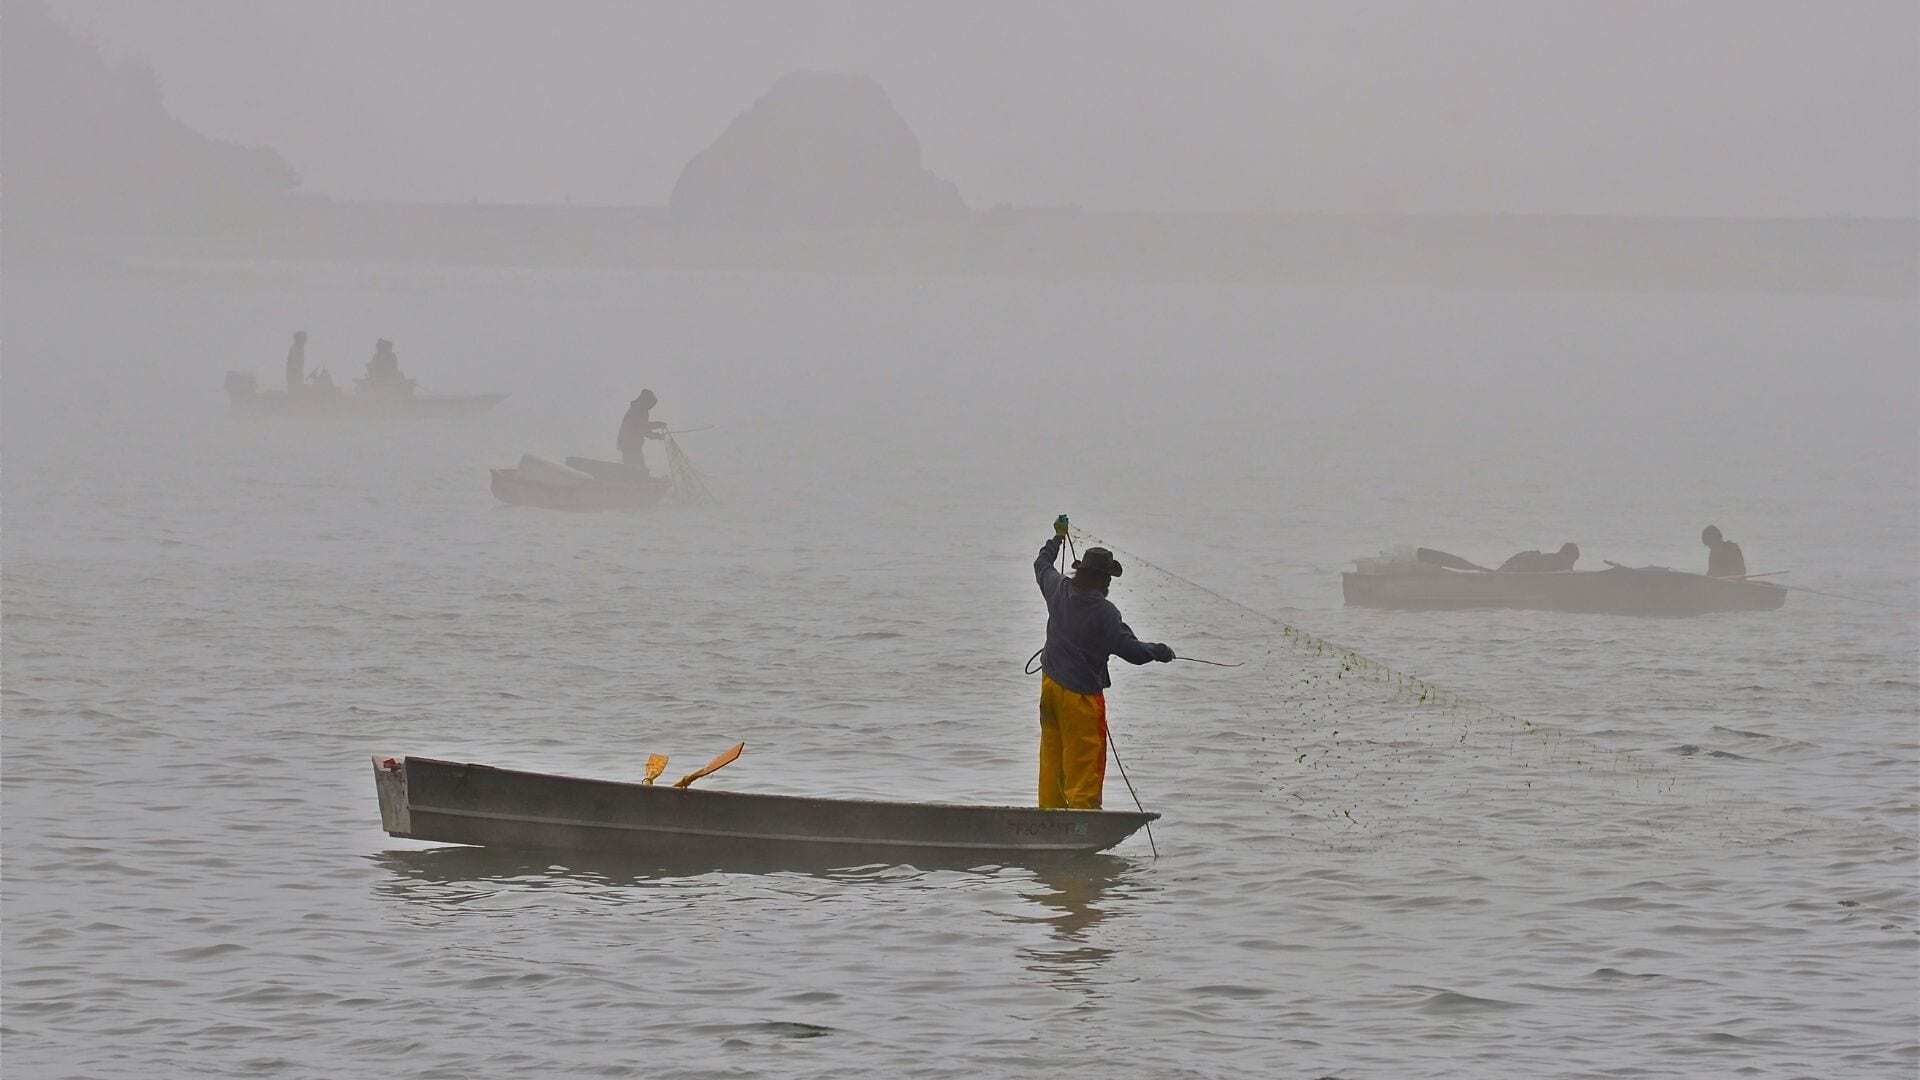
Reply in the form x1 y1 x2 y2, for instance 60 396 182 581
641 754 668 785
673 741 744 788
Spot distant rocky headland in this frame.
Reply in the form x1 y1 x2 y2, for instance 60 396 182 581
1 0 297 240
669 70 967 228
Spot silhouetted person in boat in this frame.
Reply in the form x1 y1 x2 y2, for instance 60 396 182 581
617 389 668 468
364 339 410 395
1033 515 1175 810
1498 542 1581 572
1701 525 1746 577
285 331 307 395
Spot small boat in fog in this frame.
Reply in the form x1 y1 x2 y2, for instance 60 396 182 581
373 755 1157 859
489 454 673 511
493 389 716 512
1343 550 1787 616
223 371 505 419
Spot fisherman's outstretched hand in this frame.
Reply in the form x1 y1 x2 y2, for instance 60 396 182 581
1054 514 1070 538
1151 643 1175 662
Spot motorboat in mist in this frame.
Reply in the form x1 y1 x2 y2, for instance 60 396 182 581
223 370 506 419
373 755 1157 861
1343 548 1787 616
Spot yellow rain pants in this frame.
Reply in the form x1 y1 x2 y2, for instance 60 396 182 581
1037 674 1107 809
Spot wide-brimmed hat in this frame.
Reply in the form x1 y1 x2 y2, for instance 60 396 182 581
1072 547 1122 578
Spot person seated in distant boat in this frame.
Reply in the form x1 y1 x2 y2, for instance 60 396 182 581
1701 525 1746 577
1497 542 1580 572
224 369 259 401
363 338 412 395
285 331 308 395
617 388 668 468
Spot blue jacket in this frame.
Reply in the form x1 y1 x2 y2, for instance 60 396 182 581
1035 536 1167 695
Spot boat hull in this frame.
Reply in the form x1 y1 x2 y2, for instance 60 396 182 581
374 756 1157 860
228 389 507 418
489 468 670 511
1342 564 1787 615
563 456 653 483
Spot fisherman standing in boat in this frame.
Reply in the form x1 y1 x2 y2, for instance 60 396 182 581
285 331 307 396
1701 525 1747 577
1033 516 1175 810
617 388 668 470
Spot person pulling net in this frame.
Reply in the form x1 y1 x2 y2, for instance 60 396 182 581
606 387 717 505
617 389 668 471
1030 515 1176 813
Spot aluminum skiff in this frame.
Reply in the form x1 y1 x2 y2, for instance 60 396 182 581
488 468 671 511
374 756 1157 859
1342 563 1787 615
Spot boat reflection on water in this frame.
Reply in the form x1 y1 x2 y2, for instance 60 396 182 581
367 844 706 904
1010 855 1152 989
374 841 1142 885
370 843 1152 988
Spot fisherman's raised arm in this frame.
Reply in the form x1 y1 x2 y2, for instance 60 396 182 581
1108 614 1175 666
1035 514 1070 593
1036 535 1064 593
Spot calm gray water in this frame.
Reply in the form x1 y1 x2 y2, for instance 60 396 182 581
4 259 1916 1078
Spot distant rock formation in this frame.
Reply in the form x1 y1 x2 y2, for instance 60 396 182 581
1 0 300 239
670 71 966 228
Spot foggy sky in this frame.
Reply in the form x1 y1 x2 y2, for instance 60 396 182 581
42 0 1920 217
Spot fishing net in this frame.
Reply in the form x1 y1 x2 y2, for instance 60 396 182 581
663 434 718 507
1069 528 1852 857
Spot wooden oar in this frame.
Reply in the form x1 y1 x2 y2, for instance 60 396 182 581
673 742 745 788
641 754 668 785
